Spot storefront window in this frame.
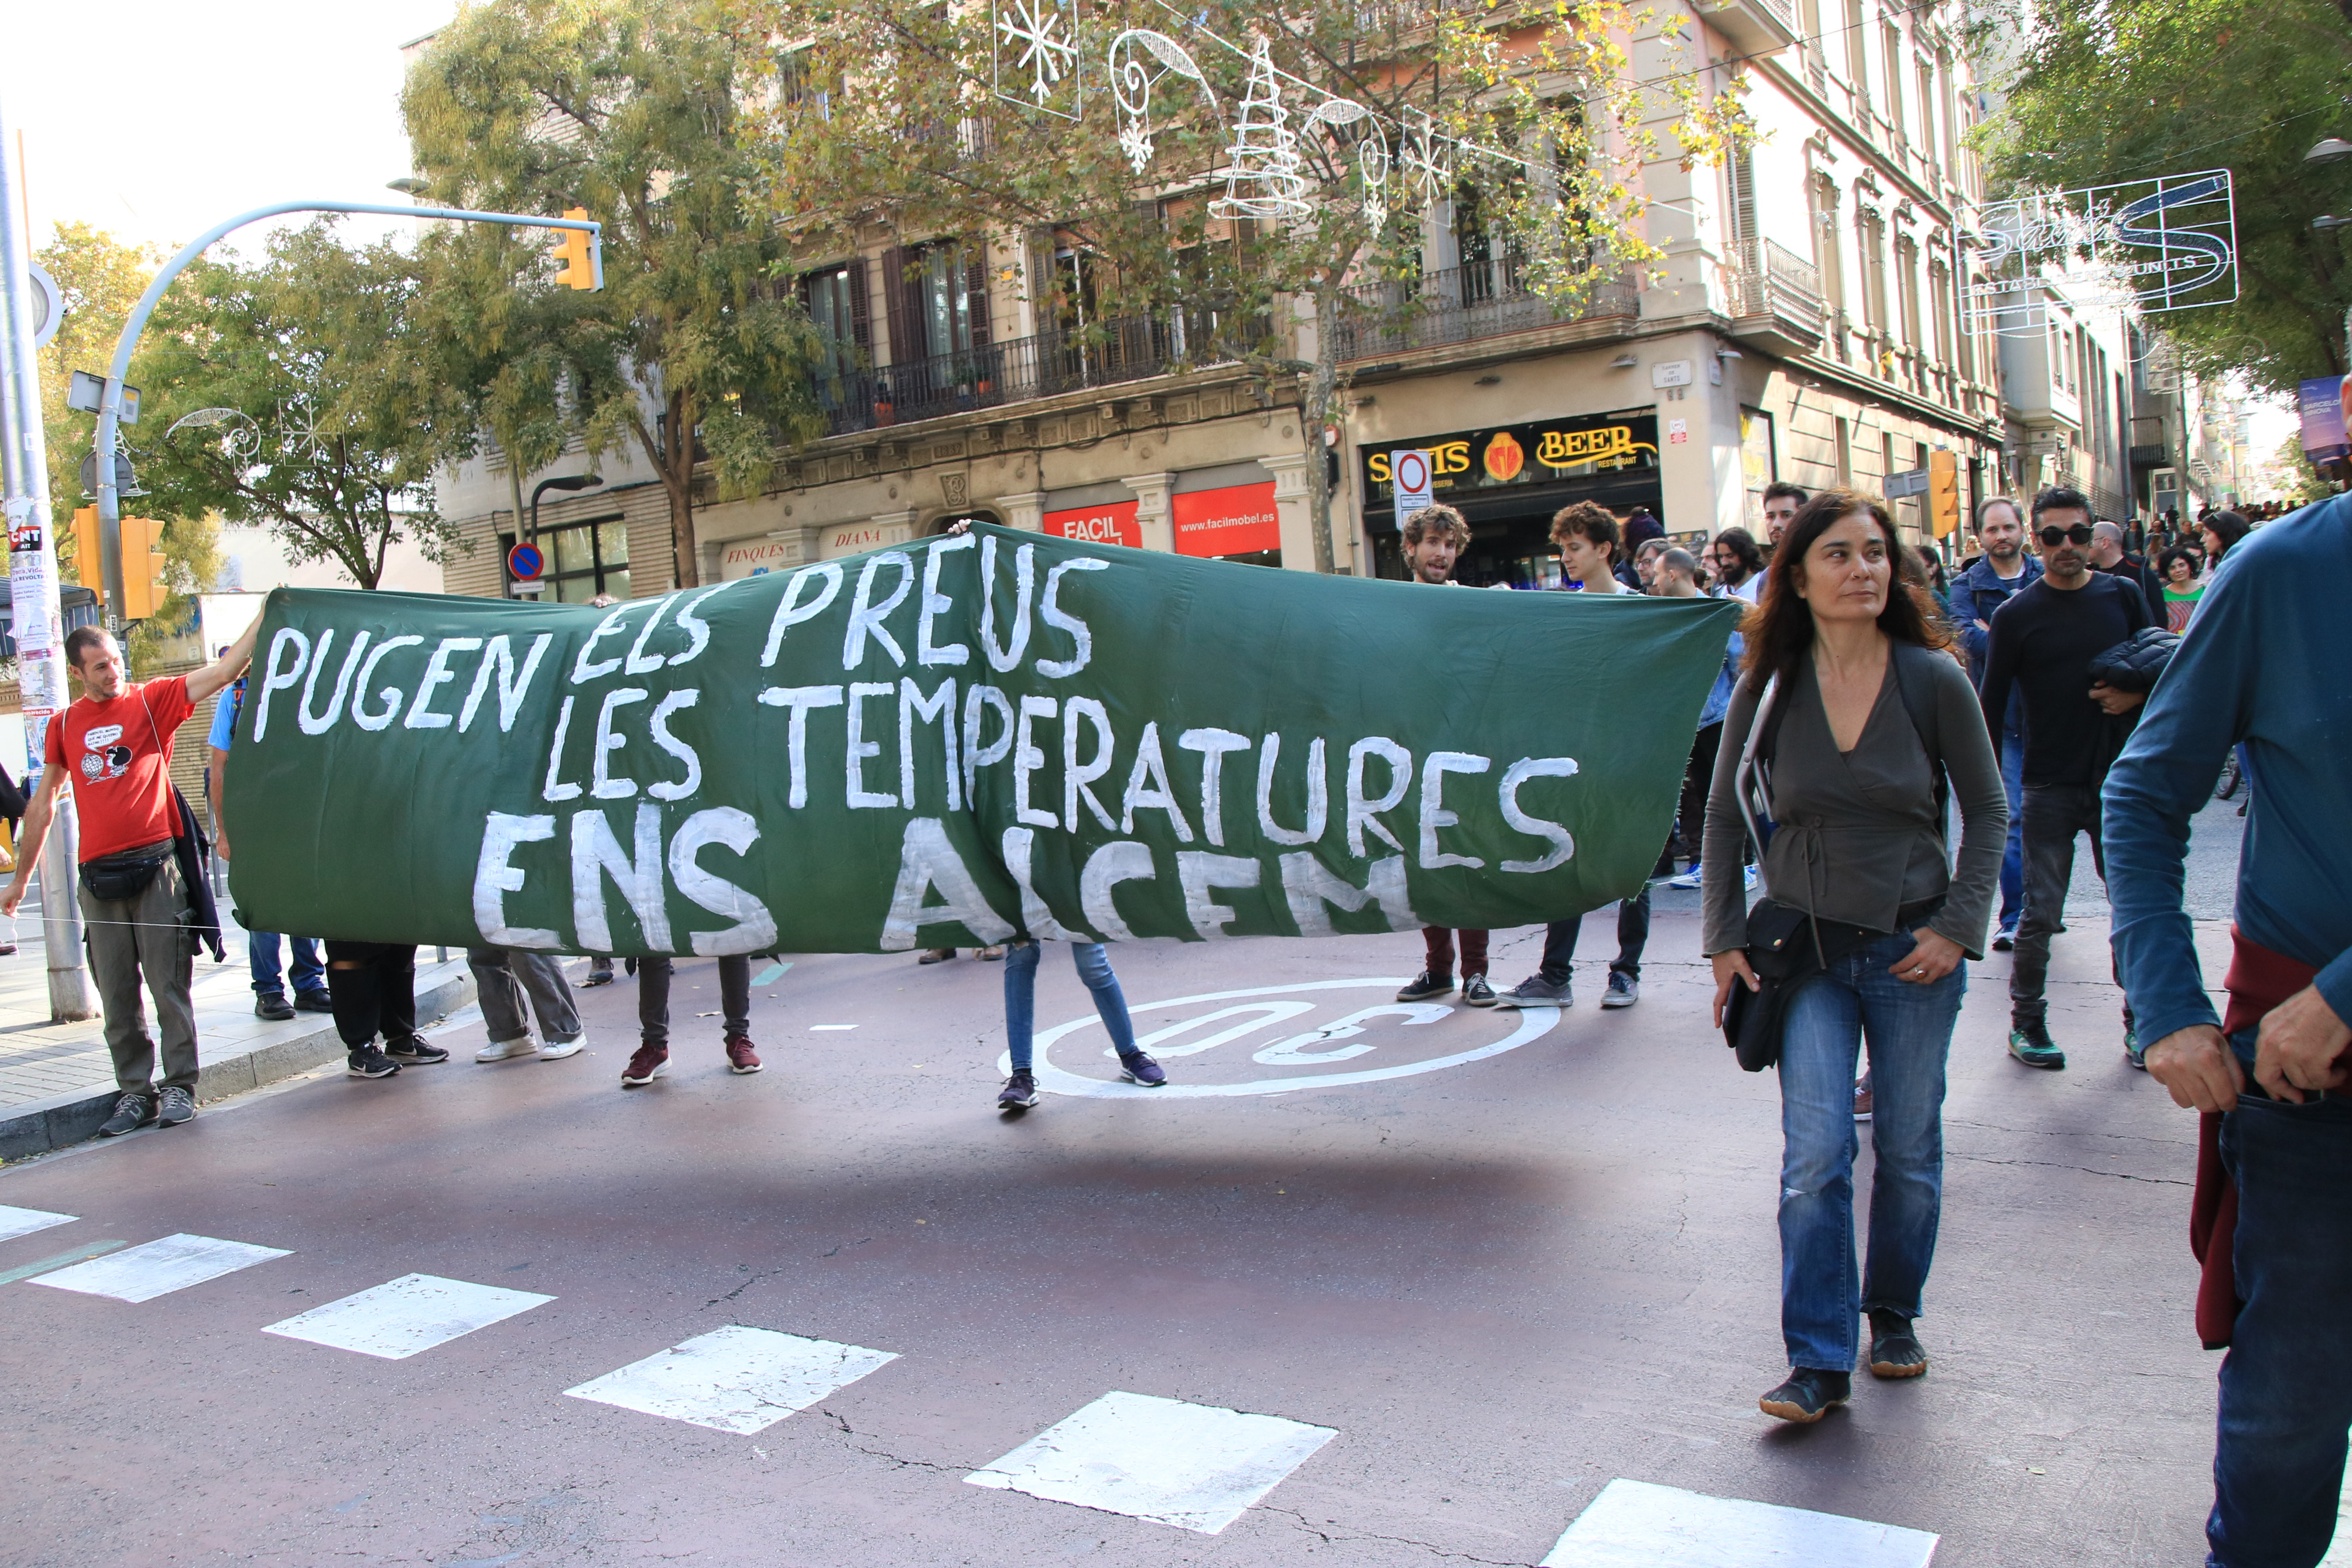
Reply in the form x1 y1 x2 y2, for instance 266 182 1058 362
533 515 630 603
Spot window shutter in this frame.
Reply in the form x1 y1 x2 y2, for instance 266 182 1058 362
964 243 991 347
847 258 872 361
880 245 910 366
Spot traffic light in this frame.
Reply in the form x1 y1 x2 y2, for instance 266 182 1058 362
118 516 168 620
549 207 596 291
73 505 102 603
1928 449 1961 540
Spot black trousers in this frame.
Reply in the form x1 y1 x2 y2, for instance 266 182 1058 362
638 955 753 1049
1538 886 1652 984
324 941 419 1052
2010 783 2127 1025
1676 722 1723 868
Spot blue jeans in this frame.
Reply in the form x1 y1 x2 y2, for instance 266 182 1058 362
1997 722 2026 927
1004 940 1137 1072
249 930 324 999
1777 929 1966 1371
2208 1091 2352 1567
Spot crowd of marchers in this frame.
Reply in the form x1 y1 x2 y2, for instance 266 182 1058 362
4 483 2342 1568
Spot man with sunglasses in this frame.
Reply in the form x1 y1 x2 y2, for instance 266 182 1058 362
1978 487 2154 1071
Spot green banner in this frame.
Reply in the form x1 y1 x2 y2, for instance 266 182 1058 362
224 524 1740 955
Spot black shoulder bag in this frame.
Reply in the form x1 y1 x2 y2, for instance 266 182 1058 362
1721 645 1951 1071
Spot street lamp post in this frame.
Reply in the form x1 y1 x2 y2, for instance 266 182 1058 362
524 472 604 598
88 199 602 622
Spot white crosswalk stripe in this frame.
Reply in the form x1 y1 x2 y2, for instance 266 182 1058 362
27 1233 290 1303
0 1205 75 1243
1542 1479 1939 1568
965 1390 1337 1534
263 1273 552 1359
564 1325 897 1434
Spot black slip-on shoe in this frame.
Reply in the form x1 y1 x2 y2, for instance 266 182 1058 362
1758 1368 1851 1423
1869 1311 1928 1379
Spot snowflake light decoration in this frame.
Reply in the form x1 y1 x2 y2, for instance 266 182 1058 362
277 399 330 464
1401 107 1453 209
994 0 1082 120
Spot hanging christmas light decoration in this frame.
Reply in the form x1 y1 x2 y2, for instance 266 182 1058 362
994 0 1084 119
1401 106 1453 208
1209 36 1311 221
1107 28 1214 173
1303 97 1387 237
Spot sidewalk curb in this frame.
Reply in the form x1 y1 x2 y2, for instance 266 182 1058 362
0 972 476 1162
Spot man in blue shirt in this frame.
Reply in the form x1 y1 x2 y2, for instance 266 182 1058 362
1946 496 2040 950
208 664 330 1021
2106 492 2352 1568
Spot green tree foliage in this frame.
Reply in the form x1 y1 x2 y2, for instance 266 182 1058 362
32 222 158 574
124 223 471 591
757 0 1746 571
402 0 829 589
1978 0 2352 395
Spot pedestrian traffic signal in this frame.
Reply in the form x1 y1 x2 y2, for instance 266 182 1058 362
73 506 102 603
118 515 168 621
1928 449 1960 540
549 208 596 291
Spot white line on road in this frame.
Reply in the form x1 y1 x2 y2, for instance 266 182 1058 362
0 1205 75 1243
810 1024 858 1031
966 1390 1336 1534
564 1324 898 1434
263 1273 552 1360
1542 1479 1939 1567
28 1233 291 1303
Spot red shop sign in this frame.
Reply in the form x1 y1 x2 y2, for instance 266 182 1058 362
1043 499 1141 548
1171 481 1280 558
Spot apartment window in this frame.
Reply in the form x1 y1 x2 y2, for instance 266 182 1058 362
1896 236 1921 350
1811 179 1846 314
533 515 630 605
1860 209 1890 353
1937 53 1959 177
1727 149 1760 273
1800 0 1826 89
1836 417 1854 483
1845 0 1871 101
1882 18 1907 140
802 261 871 385
879 241 992 364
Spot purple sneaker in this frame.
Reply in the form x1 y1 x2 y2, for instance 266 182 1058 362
1118 1052 1167 1088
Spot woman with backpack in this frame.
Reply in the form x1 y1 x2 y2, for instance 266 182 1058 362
1701 489 2008 1424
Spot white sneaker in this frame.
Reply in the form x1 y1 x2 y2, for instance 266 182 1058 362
1743 864 1760 890
1665 868 1703 890
475 1034 540 1063
538 1035 585 1060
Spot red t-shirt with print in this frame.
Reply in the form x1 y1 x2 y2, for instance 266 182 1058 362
45 677 195 862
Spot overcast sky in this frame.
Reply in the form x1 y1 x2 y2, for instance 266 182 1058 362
8 1 455 257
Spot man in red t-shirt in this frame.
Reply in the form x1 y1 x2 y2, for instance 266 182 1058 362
3 620 260 1135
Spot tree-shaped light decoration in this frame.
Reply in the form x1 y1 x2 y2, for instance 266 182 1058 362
1107 28 1214 173
1209 36 1310 221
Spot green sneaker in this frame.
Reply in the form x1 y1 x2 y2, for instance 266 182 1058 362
2124 1015 2147 1071
2009 1019 2067 1071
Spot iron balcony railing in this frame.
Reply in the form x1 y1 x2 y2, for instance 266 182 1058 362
813 304 1272 436
1331 260 1640 361
1725 238 1826 321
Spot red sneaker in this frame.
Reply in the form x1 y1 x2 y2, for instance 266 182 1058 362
621 1043 668 1087
725 1034 763 1075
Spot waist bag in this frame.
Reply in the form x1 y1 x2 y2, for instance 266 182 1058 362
79 844 172 903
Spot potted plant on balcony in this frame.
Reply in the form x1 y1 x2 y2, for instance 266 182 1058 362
873 374 895 427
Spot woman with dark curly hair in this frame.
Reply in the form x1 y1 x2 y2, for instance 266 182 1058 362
1702 489 2008 1423
2157 546 2204 632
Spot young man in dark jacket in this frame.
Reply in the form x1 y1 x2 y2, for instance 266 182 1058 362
1946 497 2040 949
1979 487 2152 1071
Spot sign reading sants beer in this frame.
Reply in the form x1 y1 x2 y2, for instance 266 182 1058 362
1362 411 1660 508
221 525 1736 956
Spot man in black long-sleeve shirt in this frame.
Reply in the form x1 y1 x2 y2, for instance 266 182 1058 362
1979 487 2152 1071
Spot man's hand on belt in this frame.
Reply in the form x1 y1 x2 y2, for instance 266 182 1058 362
2147 1024 2243 1113
2254 984 2352 1104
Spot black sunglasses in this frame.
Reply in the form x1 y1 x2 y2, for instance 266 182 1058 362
2038 523 2095 547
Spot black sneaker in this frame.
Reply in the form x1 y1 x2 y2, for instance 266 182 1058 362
1492 974 1572 1009
346 1044 401 1079
384 1035 450 1064
1758 1367 1851 1423
97 1092 155 1136
1461 975 1498 1007
2008 1018 2067 1070
1396 970 1453 1002
156 1086 195 1126
293 989 335 1014
998 1071 1039 1109
1868 1310 1928 1378
255 992 295 1021
581 962 616 987
1602 972 1640 1009
1119 1052 1168 1087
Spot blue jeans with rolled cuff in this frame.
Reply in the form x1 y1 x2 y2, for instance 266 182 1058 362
250 930 324 999
1004 940 1138 1073
1776 929 1966 1371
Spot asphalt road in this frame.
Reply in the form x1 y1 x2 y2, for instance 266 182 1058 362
0 840 2241 1568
